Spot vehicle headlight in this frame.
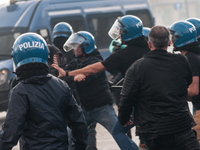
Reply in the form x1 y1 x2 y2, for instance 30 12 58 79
0 69 9 85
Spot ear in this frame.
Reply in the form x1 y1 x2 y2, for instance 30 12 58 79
148 41 152 49
168 40 172 46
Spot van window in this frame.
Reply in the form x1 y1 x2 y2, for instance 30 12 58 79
50 16 86 33
86 12 123 50
36 29 51 44
126 9 154 27
0 27 26 58
0 33 15 56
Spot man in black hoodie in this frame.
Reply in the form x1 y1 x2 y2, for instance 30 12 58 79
119 25 200 150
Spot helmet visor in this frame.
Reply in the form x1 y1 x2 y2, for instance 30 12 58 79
63 33 86 52
108 17 123 40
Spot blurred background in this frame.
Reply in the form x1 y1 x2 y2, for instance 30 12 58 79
149 0 200 26
1 0 200 27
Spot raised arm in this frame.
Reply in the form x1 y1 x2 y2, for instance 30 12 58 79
52 62 106 77
68 62 106 76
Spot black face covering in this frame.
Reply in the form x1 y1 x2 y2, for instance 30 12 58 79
16 63 49 79
53 37 68 51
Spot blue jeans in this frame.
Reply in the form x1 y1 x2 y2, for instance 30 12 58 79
112 110 139 150
82 104 116 149
87 122 97 150
83 105 139 150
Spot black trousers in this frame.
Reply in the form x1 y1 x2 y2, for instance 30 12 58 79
144 129 200 150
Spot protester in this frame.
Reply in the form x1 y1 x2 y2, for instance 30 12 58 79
0 32 88 150
118 25 200 150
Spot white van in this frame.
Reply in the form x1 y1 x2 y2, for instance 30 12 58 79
0 0 155 111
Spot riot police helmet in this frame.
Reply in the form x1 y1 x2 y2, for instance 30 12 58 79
108 15 143 42
52 22 73 39
169 20 197 48
12 32 49 71
186 17 200 39
63 31 97 54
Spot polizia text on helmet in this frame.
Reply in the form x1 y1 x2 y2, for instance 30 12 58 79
18 41 45 51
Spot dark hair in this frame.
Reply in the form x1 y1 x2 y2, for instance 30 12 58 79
149 26 170 48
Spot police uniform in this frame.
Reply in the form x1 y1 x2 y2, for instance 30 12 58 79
0 33 87 150
62 31 120 149
62 51 114 111
186 51 200 142
102 36 149 76
170 20 200 145
52 22 74 68
0 75 87 150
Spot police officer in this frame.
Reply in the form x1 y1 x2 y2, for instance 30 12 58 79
53 22 89 149
0 32 88 150
53 22 74 68
52 15 149 150
170 19 200 143
186 18 200 43
61 31 124 150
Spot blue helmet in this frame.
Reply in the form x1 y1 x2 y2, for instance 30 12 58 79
63 31 97 54
52 22 73 39
143 27 151 38
12 32 49 70
108 15 143 42
186 17 200 39
169 20 197 47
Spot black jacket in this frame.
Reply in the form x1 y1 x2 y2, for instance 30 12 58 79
118 49 195 140
185 51 200 109
0 74 87 150
61 51 114 111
